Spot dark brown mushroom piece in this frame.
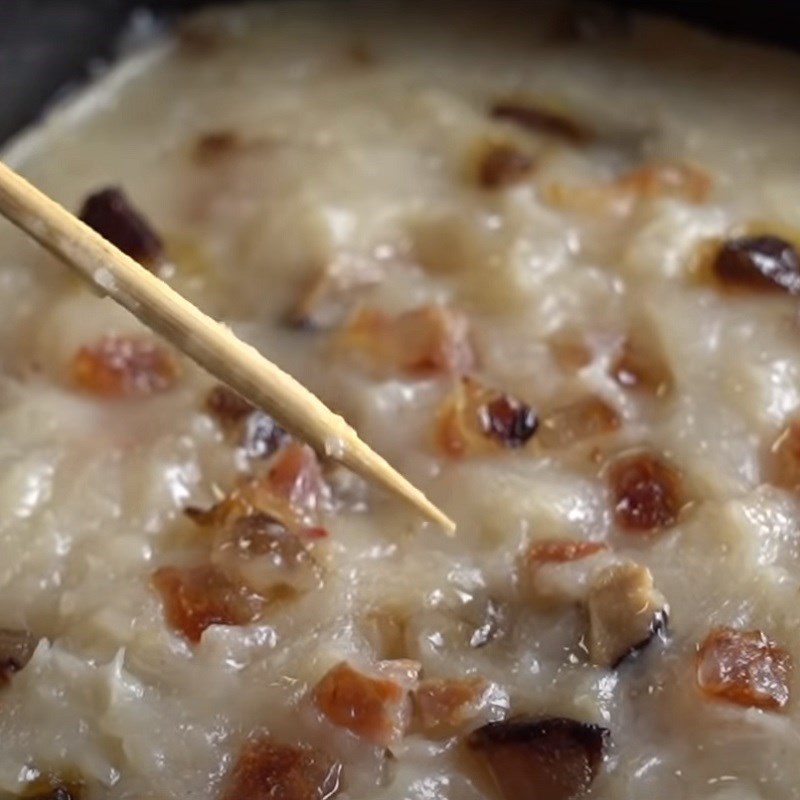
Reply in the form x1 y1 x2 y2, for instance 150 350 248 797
78 188 163 268
205 384 290 459
586 562 668 668
712 235 800 294
437 377 537 457
477 142 534 189
26 789 78 800
221 736 342 800
607 450 683 533
0 628 37 684
490 101 595 145
468 716 607 800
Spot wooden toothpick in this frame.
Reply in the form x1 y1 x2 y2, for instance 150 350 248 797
0 159 455 534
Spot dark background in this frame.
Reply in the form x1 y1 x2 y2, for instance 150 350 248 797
0 0 797 144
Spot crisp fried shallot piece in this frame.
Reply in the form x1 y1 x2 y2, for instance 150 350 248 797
338 305 474 376
476 141 535 189
211 513 322 597
437 377 537 457
696 627 792 710
491 100 595 145
71 335 180 398
468 716 608 800
186 442 329 530
313 660 420 746
538 396 620 450
543 161 711 215
222 736 342 800
767 419 800 491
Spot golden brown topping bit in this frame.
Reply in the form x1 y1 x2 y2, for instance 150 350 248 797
211 513 322 598
414 676 490 733
528 539 608 566
610 328 673 398
538 395 620 450
491 100 595 145
221 736 342 800
616 161 711 203
71 335 180 398
290 256 384 331
468 716 607 800
78 187 163 268
151 564 263 643
607 450 683 533
313 660 419 746
338 305 474 376
437 377 537 457
186 443 328 531
0 628 37 685
543 160 711 215
712 235 800 294
205 384 290 459
547 329 593 371
767 419 800 490
192 130 243 163
696 627 792 710
477 142 535 189
361 607 410 660
587 562 668 668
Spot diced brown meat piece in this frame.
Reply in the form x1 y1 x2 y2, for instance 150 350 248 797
222 736 342 800
78 188 163 267
338 305 474 376
468 716 607 800
313 660 419 746
211 513 322 597
696 627 792 710
437 377 537 457
0 628 37 685
767 419 800 490
538 396 620 450
71 335 180 398
491 101 595 145
529 539 608 566
477 142 534 189
414 676 491 732
543 161 711 215
205 384 290 459
712 235 800 294
587 562 668 668
151 564 263 643
607 450 683 532
610 329 673 398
